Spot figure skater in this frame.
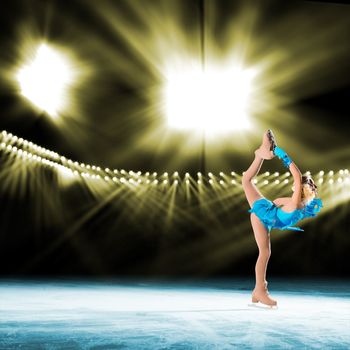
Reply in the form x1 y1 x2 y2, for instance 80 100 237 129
242 130 323 307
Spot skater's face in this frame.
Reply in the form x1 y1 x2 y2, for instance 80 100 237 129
302 176 318 195
303 184 316 198
292 176 318 199
301 176 318 203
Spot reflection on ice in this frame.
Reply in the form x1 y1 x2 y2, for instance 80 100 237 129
0 278 349 349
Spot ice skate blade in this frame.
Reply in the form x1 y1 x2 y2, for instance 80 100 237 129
248 302 278 310
267 129 277 151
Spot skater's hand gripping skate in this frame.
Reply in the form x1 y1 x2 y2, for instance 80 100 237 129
273 146 292 168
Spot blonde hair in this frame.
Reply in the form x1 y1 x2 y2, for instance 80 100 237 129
301 175 317 205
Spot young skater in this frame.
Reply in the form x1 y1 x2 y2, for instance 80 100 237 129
242 130 323 307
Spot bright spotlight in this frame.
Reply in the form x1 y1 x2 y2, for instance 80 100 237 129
57 165 77 187
16 43 76 118
163 63 256 133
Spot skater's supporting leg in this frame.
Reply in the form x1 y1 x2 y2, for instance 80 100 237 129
250 213 271 289
250 213 277 306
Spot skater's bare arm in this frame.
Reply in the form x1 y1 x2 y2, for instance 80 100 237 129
273 145 302 205
289 162 302 205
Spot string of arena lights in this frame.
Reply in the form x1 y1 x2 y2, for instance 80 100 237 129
1 130 349 190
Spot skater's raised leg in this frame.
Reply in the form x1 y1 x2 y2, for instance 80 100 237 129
242 130 278 307
242 130 275 208
242 153 265 208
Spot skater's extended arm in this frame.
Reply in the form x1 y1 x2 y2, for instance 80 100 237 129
274 146 302 205
289 162 302 205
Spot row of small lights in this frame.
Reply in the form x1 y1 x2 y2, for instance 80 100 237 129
1 130 349 186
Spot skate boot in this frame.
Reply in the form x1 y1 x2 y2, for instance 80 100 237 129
264 280 268 292
252 286 278 307
267 129 277 151
255 130 276 160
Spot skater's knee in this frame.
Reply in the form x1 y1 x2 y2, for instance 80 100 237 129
259 247 271 259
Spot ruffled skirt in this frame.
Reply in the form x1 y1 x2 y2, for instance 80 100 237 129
248 198 304 232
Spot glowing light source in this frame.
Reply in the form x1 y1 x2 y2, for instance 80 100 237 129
57 165 76 187
3 129 349 197
163 64 256 133
16 43 76 118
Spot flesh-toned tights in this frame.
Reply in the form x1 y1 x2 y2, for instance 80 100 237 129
242 153 271 289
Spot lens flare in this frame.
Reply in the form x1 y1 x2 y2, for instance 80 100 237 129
163 63 256 133
16 43 76 118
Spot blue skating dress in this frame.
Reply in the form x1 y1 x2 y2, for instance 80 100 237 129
248 198 323 232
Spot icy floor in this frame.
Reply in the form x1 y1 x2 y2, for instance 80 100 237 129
0 278 349 349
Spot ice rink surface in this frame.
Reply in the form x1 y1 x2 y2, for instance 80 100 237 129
0 278 349 349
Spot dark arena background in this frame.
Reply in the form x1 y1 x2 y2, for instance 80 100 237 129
0 0 350 349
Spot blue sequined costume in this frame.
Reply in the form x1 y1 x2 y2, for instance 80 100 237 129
248 197 323 232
